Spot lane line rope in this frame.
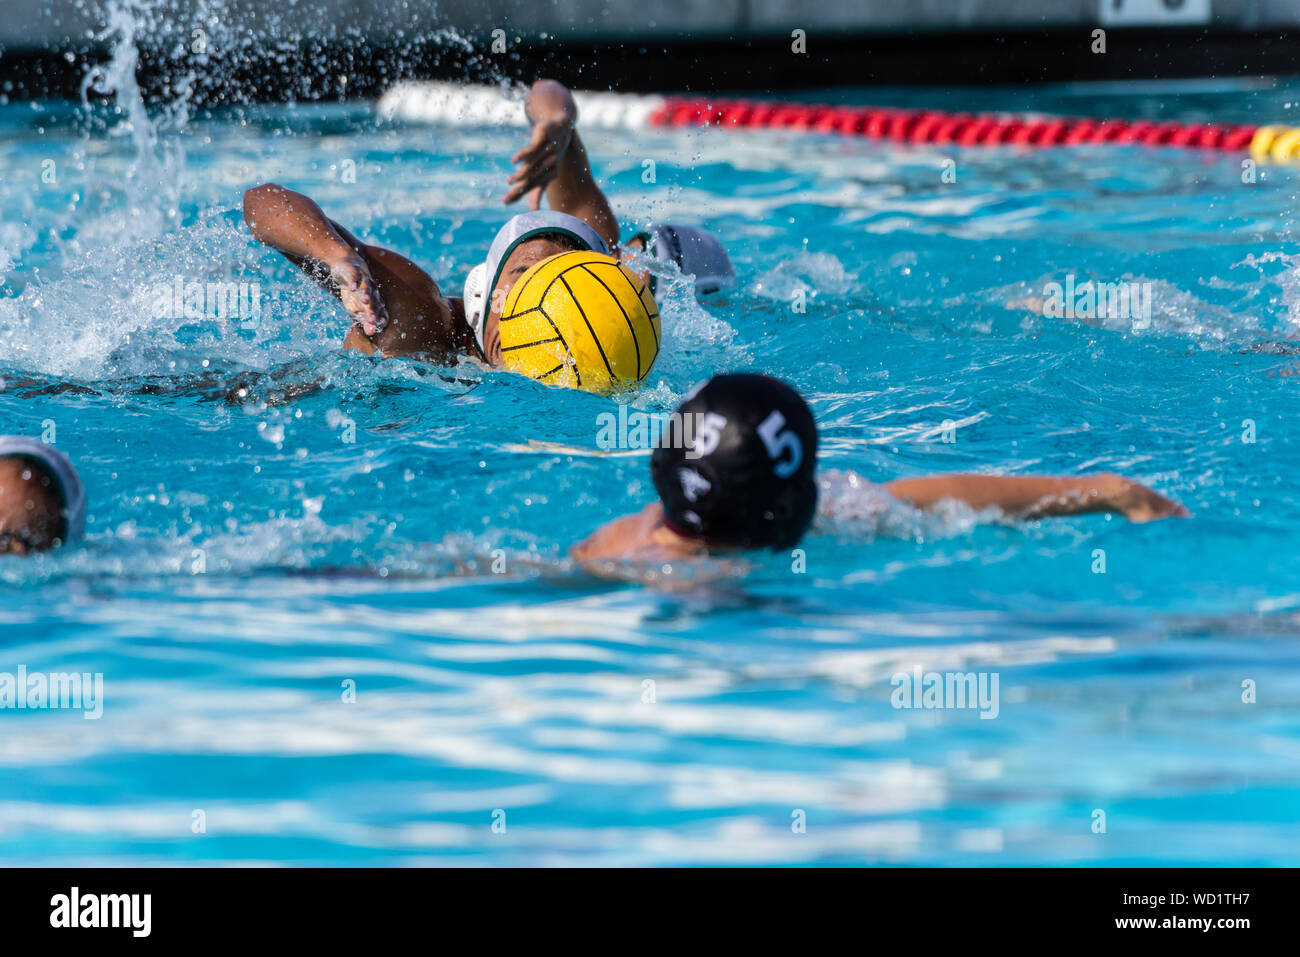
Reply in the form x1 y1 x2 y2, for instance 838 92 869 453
379 82 1283 157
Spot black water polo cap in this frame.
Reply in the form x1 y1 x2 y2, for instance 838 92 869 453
651 373 818 550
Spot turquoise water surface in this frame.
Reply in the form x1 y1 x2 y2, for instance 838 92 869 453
3 73 1300 865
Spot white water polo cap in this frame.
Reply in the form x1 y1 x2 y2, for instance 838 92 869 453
463 211 609 353
636 224 735 296
0 436 86 542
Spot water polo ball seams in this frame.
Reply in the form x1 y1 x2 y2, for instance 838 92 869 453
576 263 645 379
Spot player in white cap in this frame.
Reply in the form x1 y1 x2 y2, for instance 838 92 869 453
0 437 86 555
242 79 731 367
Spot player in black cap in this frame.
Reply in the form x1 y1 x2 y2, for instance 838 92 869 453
571 374 1187 565
651 374 817 549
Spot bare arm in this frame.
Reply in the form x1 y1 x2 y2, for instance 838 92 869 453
243 183 388 336
244 184 474 360
503 80 620 249
243 183 357 266
883 473 1189 522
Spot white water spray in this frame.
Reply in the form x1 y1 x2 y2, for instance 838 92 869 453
79 0 188 246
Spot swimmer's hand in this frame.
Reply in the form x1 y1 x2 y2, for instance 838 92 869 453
505 82 576 208
329 253 388 337
1013 474 1190 523
1100 475 1191 523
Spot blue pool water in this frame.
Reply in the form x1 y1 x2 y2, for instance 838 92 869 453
3 69 1300 865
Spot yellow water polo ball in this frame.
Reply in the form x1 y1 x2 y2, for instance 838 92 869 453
498 250 661 395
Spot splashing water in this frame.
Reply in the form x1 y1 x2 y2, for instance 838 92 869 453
79 0 188 246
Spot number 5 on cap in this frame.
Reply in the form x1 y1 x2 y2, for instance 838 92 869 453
691 412 727 457
758 410 802 478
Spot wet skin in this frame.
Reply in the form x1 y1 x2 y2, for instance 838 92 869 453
0 458 66 555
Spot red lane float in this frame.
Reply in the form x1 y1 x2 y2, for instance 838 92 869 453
649 96 1263 154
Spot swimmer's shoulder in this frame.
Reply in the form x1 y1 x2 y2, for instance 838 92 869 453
572 503 667 562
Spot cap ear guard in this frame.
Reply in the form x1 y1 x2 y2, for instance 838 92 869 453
657 456 717 539
761 474 819 550
462 262 488 354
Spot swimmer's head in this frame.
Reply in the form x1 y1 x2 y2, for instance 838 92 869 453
463 211 609 354
651 374 818 550
491 231 588 315
0 438 86 555
626 224 735 297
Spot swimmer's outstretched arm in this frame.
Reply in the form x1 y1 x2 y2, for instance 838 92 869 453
243 184 472 359
883 473 1189 522
504 80 620 249
243 183 389 336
